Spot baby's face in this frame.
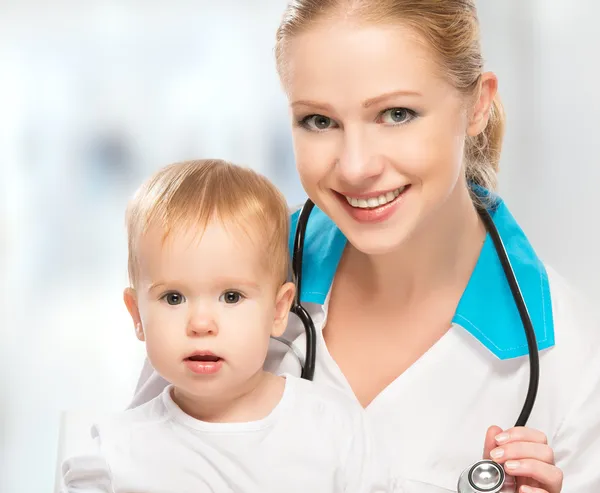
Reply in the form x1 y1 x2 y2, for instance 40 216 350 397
126 219 294 403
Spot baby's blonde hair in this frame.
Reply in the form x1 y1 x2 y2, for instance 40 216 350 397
126 159 290 287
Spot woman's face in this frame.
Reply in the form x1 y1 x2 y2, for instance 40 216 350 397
284 22 484 255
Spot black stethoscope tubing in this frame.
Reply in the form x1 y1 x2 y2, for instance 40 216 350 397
290 198 539 428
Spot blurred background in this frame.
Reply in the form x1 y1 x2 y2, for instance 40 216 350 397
0 1 598 491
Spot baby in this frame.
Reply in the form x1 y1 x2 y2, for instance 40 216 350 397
61 159 396 493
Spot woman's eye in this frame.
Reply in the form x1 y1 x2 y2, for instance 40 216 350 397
220 291 243 304
379 108 415 125
299 114 337 132
162 292 185 305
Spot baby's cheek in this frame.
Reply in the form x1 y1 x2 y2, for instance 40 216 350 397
145 334 179 376
233 329 272 372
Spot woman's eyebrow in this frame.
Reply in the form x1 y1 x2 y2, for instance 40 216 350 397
291 100 334 112
362 90 422 108
291 89 422 111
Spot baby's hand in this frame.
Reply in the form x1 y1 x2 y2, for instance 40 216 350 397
483 425 563 493
62 454 113 492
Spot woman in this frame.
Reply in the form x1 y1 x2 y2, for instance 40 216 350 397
131 1 600 491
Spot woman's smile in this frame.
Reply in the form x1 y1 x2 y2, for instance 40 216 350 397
333 185 412 223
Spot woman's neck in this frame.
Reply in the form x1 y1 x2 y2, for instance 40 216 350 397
342 183 486 308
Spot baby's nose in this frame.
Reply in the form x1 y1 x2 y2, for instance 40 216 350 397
186 312 218 337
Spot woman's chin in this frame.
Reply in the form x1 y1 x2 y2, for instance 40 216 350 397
333 209 417 258
344 230 410 257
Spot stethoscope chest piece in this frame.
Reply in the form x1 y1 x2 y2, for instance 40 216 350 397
457 460 515 493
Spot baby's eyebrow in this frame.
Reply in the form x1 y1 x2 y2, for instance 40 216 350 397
219 279 262 292
145 279 263 293
148 281 167 292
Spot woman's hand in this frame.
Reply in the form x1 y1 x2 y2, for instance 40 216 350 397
483 425 563 493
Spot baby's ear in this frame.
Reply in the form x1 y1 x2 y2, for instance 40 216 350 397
271 282 296 338
123 288 145 341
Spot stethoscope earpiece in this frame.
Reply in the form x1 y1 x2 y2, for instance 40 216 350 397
458 460 515 493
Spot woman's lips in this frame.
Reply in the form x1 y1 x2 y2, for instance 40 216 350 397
335 185 411 224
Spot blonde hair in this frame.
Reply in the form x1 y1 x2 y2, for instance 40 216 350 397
275 0 505 193
126 159 290 287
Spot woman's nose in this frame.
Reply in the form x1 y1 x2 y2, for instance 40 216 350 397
335 127 384 187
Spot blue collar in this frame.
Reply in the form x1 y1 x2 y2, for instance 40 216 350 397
289 191 555 360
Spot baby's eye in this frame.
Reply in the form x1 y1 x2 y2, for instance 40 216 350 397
161 292 185 305
219 291 243 304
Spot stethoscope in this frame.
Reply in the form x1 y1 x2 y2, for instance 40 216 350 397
286 198 540 493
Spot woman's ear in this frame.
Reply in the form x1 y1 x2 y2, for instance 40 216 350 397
271 282 296 338
123 288 145 341
467 71 498 137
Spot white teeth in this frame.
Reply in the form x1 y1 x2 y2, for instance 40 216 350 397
344 186 407 209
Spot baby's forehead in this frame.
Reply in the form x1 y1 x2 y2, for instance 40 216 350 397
132 214 288 289
138 221 272 273
140 220 260 255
